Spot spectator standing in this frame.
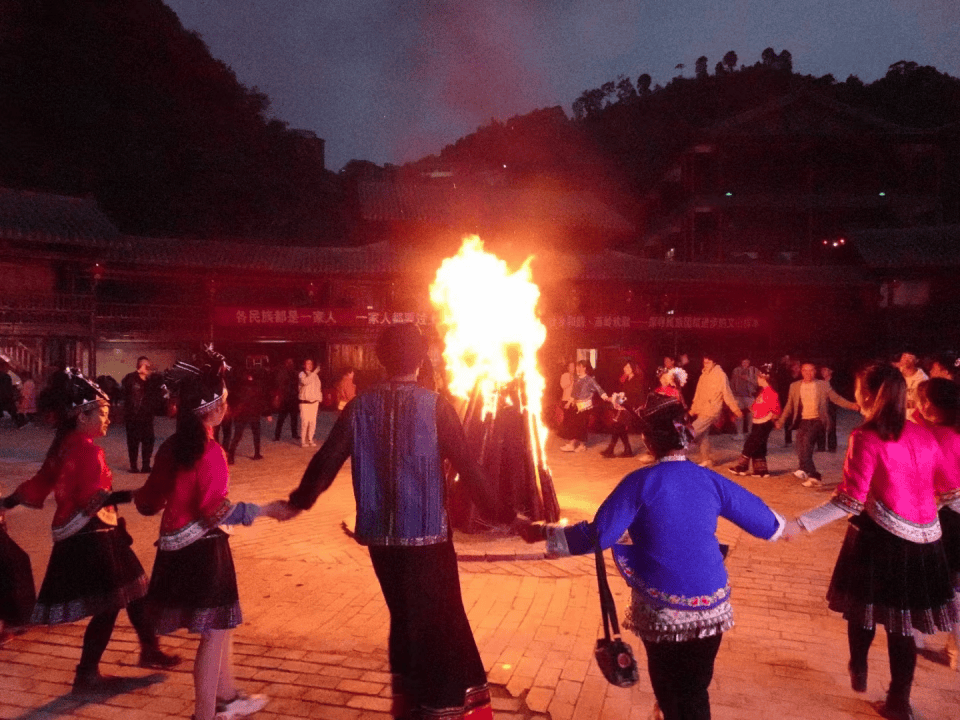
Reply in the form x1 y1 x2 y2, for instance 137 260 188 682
776 356 801 446
272 358 300 442
226 369 269 464
17 370 37 423
897 350 928 419
928 353 958 382
335 368 357 411
277 325 499 720
730 358 758 436
817 366 840 452
689 354 742 467
121 357 158 473
0 360 24 426
298 359 322 447
776 362 858 488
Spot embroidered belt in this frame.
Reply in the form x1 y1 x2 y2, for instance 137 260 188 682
575 399 593 412
158 521 210 551
866 497 941 544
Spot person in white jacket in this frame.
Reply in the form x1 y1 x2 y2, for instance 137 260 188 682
298 359 322 447
689 354 742 467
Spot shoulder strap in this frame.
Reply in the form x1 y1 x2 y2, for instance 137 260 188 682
594 541 622 641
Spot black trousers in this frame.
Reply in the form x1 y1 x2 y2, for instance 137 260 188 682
642 634 723 720
125 418 155 470
229 418 261 457
214 416 233 450
741 422 773 459
369 542 487 711
274 400 299 440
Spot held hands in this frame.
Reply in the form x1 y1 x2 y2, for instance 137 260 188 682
781 519 805 541
261 500 302 522
512 514 547 544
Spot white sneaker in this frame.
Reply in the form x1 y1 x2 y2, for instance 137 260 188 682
560 442 576 452
793 469 808 480
217 691 268 719
308 441 317 447
574 444 587 453
801 477 823 488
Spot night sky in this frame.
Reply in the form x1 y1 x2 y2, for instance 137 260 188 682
163 1 960 172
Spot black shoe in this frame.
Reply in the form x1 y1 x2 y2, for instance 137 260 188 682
873 699 915 720
620 450 634 458
848 662 867 692
72 669 122 694
138 646 182 670
129 466 140 474
141 465 151 474
227 454 235 465
600 448 616 458
252 453 264 460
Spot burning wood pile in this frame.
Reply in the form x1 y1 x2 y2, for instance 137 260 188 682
431 237 560 532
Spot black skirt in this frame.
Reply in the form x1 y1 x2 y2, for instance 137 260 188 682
826 513 958 635
0 523 36 627
32 517 148 625
146 528 241 634
939 507 960 586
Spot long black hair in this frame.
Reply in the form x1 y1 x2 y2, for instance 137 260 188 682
638 393 694 457
918 378 960 430
172 407 210 470
857 362 906 441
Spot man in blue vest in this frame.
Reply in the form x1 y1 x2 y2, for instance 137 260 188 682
281 324 499 720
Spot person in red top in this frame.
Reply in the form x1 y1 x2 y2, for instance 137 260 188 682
728 364 781 478
1 370 179 693
136 348 286 720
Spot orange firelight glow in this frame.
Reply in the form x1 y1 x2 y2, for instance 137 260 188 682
430 236 550 461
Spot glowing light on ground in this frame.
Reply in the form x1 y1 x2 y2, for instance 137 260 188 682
430 235 550 462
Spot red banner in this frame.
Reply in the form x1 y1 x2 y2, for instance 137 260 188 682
546 314 762 331
213 307 433 328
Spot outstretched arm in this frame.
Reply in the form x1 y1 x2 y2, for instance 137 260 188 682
288 404 353 511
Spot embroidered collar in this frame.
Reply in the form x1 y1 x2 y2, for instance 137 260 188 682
658 454 688 463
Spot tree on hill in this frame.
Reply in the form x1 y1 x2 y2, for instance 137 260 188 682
0 0 342 242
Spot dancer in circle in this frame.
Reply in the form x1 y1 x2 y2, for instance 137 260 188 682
136 349 286 720
1 369 179 693
785 362 959 720
727 363 780 478
519 392 786 720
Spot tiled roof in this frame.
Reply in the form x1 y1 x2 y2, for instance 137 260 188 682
0 188 119 242
358 181 634 234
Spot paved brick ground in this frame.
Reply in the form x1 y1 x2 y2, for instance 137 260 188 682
1 408 958 719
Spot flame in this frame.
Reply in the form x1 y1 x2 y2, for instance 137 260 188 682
430 236 549 460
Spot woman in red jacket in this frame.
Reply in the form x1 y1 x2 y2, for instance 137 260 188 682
1 370 179 692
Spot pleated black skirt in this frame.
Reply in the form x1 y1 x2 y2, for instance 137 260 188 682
32 518 148 625
146 528 241 634
827 513 958 635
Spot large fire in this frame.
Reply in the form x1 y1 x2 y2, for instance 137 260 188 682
430 235 549 463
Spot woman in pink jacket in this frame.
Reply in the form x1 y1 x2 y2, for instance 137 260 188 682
136 351 285 720
786 363 959 720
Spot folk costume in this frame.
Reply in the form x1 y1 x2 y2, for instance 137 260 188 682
136 351 263 635
796 419 960 719
561 373 608 450
601 370 644 458
135 348 269 720
540 393 785 720
729 364 781 478
1 370 178 691
288 324 498 720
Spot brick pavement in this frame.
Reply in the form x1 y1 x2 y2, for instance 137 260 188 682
1 408 958 719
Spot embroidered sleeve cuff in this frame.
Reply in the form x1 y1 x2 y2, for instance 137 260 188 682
797 502 851 533
831 491 864 515
545 524 572 557
222 502 262 526
768 510 787 542
948 499 960 514
938 487 960 509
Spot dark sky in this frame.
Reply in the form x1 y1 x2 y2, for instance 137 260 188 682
164 1 960 172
